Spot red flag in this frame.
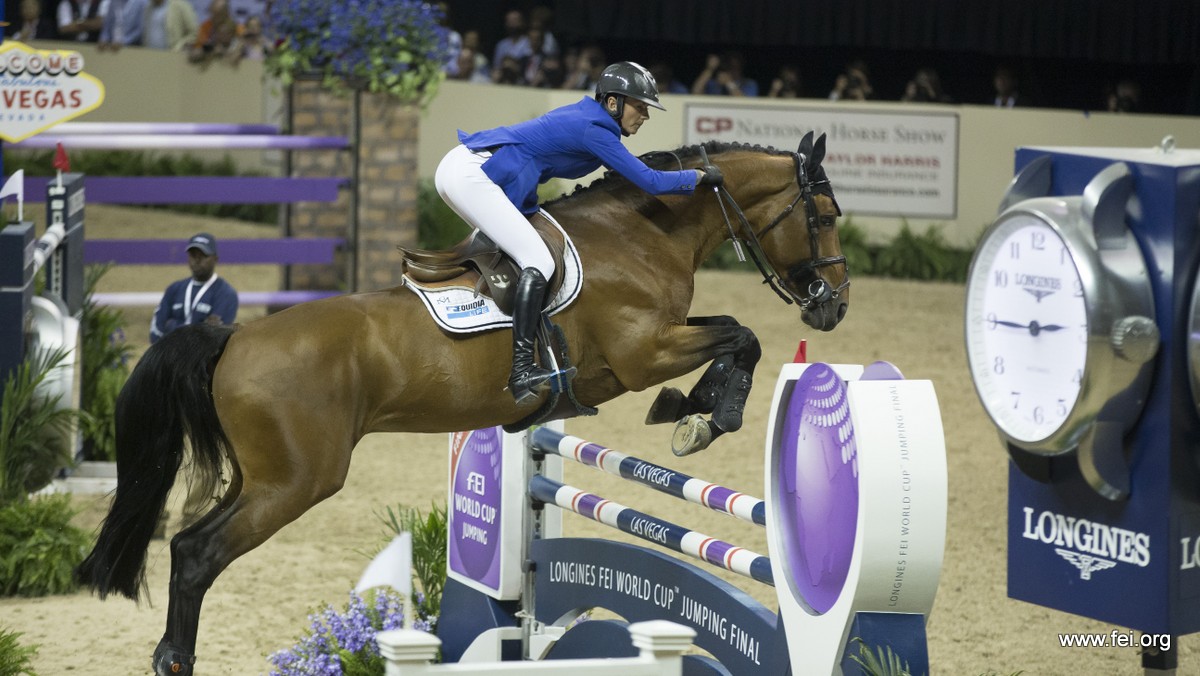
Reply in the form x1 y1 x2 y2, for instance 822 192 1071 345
53 143 70 173
793 339 807 363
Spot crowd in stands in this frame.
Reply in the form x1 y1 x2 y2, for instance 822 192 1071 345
2 2 1151 114
4 0 271 64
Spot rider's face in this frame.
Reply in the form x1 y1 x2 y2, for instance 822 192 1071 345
611 98 650 136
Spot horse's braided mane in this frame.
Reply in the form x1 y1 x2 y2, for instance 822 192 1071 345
543 141 796 208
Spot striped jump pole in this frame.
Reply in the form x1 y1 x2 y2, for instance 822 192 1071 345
529 426 766 527
528 474 775 587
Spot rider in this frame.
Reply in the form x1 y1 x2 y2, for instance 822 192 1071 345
435 61 725 404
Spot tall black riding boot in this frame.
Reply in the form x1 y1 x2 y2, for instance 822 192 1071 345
508 268 556 404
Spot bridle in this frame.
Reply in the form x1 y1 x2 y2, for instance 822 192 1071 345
698 147 850 309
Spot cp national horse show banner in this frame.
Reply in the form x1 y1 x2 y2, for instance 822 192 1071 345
686 103 959 220
0 41 106 143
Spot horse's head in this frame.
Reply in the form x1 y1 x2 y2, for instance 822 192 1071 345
703 133 850 331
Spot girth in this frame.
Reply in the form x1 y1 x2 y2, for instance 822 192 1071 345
399 212 568 316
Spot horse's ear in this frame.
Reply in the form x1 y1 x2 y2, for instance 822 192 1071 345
811 133 827 167
797 131 814 159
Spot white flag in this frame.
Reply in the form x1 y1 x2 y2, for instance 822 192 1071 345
0 170 23 201
355 532 413 596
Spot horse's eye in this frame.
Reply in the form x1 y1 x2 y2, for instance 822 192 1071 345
820 216 836 227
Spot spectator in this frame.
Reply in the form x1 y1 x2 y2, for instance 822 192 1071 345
1107 79 1141 113
225 13 269 63
649 61 689 95
492 9 531 82
437 2 462 76
529 51 565 89
561 44 605 90
767 65 802 98
691 51 758 97
521 25 552 85
57 0 108 42
449 46 491 84
12 0 58 40
901 67 953 103
992 66 1022 107
97 0 147 49
189 0 238 63
528 4 559 55
149 233 239 345
494 54 524 85
457 29 490 79
141 0 197 50
829 60 873 101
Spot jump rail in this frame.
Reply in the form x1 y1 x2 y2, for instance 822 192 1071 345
22 176 345 204
10 134 350 150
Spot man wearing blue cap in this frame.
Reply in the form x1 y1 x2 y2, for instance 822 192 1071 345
149 232 240 344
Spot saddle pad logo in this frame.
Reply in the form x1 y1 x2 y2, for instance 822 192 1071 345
403 211 583 333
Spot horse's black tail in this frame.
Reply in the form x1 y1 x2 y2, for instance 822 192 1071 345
76 323 236 601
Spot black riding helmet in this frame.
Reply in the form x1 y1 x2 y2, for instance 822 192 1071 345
595 61 666 124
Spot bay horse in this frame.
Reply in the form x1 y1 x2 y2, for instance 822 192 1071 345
76 132 849 674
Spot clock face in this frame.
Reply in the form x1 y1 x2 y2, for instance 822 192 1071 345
966 213 1090 444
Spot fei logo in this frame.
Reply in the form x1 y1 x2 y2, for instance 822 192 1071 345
1022 507 1150 580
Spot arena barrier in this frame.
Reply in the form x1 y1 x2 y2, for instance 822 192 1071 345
439 361 948 675
7 122 353 307
0 173 85 432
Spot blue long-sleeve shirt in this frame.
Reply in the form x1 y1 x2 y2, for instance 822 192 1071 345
458 96 698 215
98 0 147 45
149 275 239 344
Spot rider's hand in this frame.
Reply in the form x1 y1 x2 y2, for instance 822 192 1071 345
697 165 724 187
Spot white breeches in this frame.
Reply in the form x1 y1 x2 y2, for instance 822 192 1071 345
434 144 556 279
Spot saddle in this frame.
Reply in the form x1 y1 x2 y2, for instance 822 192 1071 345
399 213 568 316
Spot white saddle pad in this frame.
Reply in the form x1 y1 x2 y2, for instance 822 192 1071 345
402 211 583 334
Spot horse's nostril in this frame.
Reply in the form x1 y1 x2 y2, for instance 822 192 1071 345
837 303 848 321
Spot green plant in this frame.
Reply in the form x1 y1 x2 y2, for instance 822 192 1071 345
0 627 38 675
378 503 447 622
417 179 471 250
0 348 77 504
847 638 920 676
77 265 133 462
265 0 450 105
0 494 90 597
875 222 971 282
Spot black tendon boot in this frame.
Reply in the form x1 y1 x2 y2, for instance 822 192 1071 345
508 268 556 404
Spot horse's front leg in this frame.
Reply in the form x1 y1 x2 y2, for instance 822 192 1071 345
645 316 742 424
622 316 761 456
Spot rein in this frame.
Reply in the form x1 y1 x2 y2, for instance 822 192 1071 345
697 147 850 308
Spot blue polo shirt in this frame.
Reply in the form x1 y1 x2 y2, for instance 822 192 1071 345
458 97 698 215
149 276 239 344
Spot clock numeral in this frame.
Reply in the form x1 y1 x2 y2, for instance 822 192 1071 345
1056 399 1068 417
1060 245 1070 266
1009 242 1020 259
1032 406 1045 424
1072 369 1083 384
993 270 1008 288
1010 391 1020 409
1031 231 1046 250
1073 279 1084 297
986 312 998 330
993 356 1005 375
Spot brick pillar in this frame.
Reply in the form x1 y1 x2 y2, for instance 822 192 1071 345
287 82 420 292
356 94 420 292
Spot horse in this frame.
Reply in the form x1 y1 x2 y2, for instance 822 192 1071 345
76 131 849 675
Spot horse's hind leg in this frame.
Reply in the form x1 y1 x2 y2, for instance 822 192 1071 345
152 428 353 675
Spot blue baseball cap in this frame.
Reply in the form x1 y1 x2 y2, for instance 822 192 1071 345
187 233 217 256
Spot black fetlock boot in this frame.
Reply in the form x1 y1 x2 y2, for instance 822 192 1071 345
508 268 556 404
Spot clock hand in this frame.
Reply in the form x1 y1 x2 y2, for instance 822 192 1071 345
991 319 1029 329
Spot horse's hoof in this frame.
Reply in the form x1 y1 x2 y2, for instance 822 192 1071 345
671 415 713 457
153 639 196 675
645 387 686 425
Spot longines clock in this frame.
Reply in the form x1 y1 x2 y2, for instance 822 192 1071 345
965 157 1159 500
